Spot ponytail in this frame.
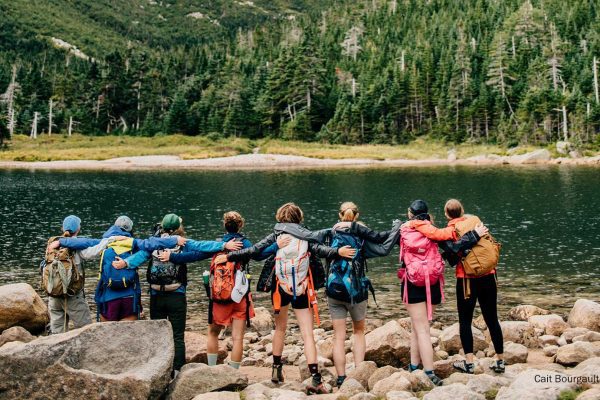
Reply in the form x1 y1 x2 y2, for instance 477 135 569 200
339 201 359 222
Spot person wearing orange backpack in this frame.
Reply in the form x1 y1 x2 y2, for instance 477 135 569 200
439 199 505 375
343 200 486 386
214 203 356 395
165 211 280 370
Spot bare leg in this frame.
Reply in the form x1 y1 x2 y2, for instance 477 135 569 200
352 319 366 366
272 305 289 358
295 308 317 364
207 323 223 355
406 303 434 371
230 319 246 363
332 318 347 376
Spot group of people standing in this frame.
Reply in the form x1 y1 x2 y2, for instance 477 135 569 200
41 199 505 394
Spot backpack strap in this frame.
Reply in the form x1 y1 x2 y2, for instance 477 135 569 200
272 277 282 315
307 266 320 326
367 279 378 307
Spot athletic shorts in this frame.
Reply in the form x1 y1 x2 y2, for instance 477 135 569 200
211 296 255 326
271 285 309 309
400 280 442 305
327 297 367 321
101 297 136 321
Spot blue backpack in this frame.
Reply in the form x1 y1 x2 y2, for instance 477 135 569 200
325 231 376 304
94 239 139 318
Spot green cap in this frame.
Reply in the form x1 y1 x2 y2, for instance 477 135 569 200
162 213 181 232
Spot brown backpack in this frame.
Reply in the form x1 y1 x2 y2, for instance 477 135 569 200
454 216 501 277
42 236 85 297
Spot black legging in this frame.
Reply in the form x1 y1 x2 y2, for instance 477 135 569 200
456 274 504 355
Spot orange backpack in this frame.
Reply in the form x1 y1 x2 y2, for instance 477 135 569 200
209 251 238 303
454 215 501 278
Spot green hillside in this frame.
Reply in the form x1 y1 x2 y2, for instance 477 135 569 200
0 0 599 149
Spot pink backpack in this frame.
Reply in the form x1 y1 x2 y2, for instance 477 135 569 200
397 222 445 320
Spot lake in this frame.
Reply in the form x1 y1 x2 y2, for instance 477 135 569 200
0 166 598 329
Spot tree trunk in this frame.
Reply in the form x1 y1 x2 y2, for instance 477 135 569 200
48 99 53 136
562 105 568 141
30 112 38 139
594 57 599 104
68 116 73 136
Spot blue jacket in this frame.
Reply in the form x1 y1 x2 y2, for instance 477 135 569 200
124 237 226 295
60 225 179 307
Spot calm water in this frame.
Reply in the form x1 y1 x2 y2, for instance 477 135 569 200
0 166 598 329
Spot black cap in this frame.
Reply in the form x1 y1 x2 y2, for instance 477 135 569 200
409 199 428 215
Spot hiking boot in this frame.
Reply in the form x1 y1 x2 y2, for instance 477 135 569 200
426 372 443 386
306 375 330 395
452 360 475 374
335 375 346 388
271 364 285 384
489 359 505 373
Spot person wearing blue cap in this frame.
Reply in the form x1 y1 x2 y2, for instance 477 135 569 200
45 215 115 333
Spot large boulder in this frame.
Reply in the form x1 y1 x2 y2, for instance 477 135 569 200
562 327 592 344
370 372 412 397
555 342 600 366
367 365 399 390
512 149 552 164
508 305 551 321
168 363 248 400
495 368 578 400
556 141 572 155
250 307 274 336
500 321 538 347
0 321 174 399
338 378 366 397
364 320 411 367
0 326 35 347
0 283 49 333
423 383 485 400
439 323 487 354
185 331 227 364
568 357 600 389
192 393 240 400
528 314 570 337
346 360 377 388
568 299 600 332
503 342 528 364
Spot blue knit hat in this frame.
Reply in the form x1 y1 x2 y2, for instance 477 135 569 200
62 215 81 234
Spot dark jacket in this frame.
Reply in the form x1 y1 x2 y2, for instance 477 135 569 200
227 223 340 263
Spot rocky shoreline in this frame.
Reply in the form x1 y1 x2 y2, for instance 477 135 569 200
1 283 599 399
0 149 599 171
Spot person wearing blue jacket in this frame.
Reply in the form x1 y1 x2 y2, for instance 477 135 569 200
54 215 184 322
113 213 243 375
159 211 281 372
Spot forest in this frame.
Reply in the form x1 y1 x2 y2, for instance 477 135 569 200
1 0 599 147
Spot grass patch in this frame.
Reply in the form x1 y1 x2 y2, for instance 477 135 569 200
485 388 499 400
2 134 592 162
558 388 585 400
0 134 252 161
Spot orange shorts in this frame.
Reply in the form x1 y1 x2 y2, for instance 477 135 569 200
211 296 255 326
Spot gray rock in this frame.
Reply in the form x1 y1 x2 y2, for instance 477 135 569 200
386 391 418 400
364 320 411 367
370 372 412 397
338 378 365 397
0 326 35 347
508 305 551 321
500 321 539 347
168 363 248 400
573 331 600 343
555 342 600 366
346 360 377 389
367 365 398 390
568 299 600 332
185 331 227 364
423 383 485 400
0 283 49 333
556 141 572 155
251 307 274 336
511 149 552 164
543 345 559 357
440 323 487 354
192 393 240 400
504 342 528 364
539 334 560 346
577 388 600 400
562 327 592 344
0 321 173 399
349 394 377 400
528 314 570 337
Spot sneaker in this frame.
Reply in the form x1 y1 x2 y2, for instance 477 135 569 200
306 375 330 395
489 359 505 373
271 364 285 384
426 372 443 386
452 360 475 374
335 375 346 387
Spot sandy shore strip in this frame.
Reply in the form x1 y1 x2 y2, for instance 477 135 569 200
0 151 599 171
